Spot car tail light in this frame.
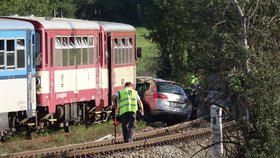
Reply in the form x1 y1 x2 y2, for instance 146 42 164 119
153 93 168 99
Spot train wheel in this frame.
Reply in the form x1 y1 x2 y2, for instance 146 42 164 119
1 136 6 142
64 121 70 133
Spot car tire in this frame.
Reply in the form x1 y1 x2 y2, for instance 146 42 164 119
143 105 153 123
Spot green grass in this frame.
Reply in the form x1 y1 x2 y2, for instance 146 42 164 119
136 27 154 48
136 27 158 77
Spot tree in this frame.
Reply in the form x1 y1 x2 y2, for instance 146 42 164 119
229 0 280 157
0 0 76 18
139 0 189 83
141 0 280 157
75 0 140 25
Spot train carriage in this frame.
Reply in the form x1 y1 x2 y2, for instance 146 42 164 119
0 19 36 140
14 17 105 128
0 16 141 139
4 16 141 130
97 21 138 109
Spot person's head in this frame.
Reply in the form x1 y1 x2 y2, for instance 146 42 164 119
194 68 202 75
124 82 133 88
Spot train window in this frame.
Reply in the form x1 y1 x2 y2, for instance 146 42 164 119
129 38 133 63
0 40 5 70
7 40 15 69
36 53 42 67
114 38 120 64
82 36 88 65
114 39 118 47
7 40 15 51
75 48 81 65
62 36 69 67
113 38 117 64
125 48 129 64
118 38 122 64
55 37 63 67
7 53 15 69
17 50 25 68
69 51 75 66
62 37 68 46
114 48 118 64
56 49 63 67
117 38 122 47
16 39 24 50
0 40 3 70
122 48 126 64
125 38 128 46
113 37 133 65
56 37 62 47
89 36 94 46
0 40 4 51
82 37 88 46
35 32 42 67
121 38 125 64
122 39 125 46
129 38 133 45
63 48 68 66
17 39 25 68
118 48 121 64
0 52 4 70
82 48 88 65
75 37 82 65
89 48 94 64
76 48 81 65
69 37 75 46
89 36 94 64
128 48 132 63
76 37 81 45
69 37 75 66
32 34 35 69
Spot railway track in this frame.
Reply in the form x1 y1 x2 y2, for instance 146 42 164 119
1 118 235 158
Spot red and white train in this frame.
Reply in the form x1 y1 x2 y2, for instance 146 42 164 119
0 16 141 140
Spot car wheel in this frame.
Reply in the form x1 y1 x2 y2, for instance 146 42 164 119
143 105 153 123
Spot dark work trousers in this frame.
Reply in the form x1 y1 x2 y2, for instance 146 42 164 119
120 112 136 143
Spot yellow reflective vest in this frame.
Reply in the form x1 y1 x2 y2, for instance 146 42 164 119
118 88 138 116
190 74 199 85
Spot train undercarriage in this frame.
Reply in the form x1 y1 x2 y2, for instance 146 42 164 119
0 100 113 142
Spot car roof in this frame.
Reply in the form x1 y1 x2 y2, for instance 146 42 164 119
136 76 177 84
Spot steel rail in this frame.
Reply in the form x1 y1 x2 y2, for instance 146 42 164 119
2 118 227 158
65 128 212 158
66 121 235 158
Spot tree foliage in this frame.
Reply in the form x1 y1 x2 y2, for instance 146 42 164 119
0 0 280 157
0 0 76 18
141 0 280 157
139 0 189 83
75 0 140 24
0 0 141 24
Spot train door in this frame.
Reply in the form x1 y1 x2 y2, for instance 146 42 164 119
47 32 56 113
26 30 36 117
95 35 101 107
107 33 113 105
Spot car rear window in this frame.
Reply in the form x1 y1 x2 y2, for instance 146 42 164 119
157 82 185 95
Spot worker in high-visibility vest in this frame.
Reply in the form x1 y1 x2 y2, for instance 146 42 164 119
189 69 203 119
190 68 202 89
112 82 144 143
